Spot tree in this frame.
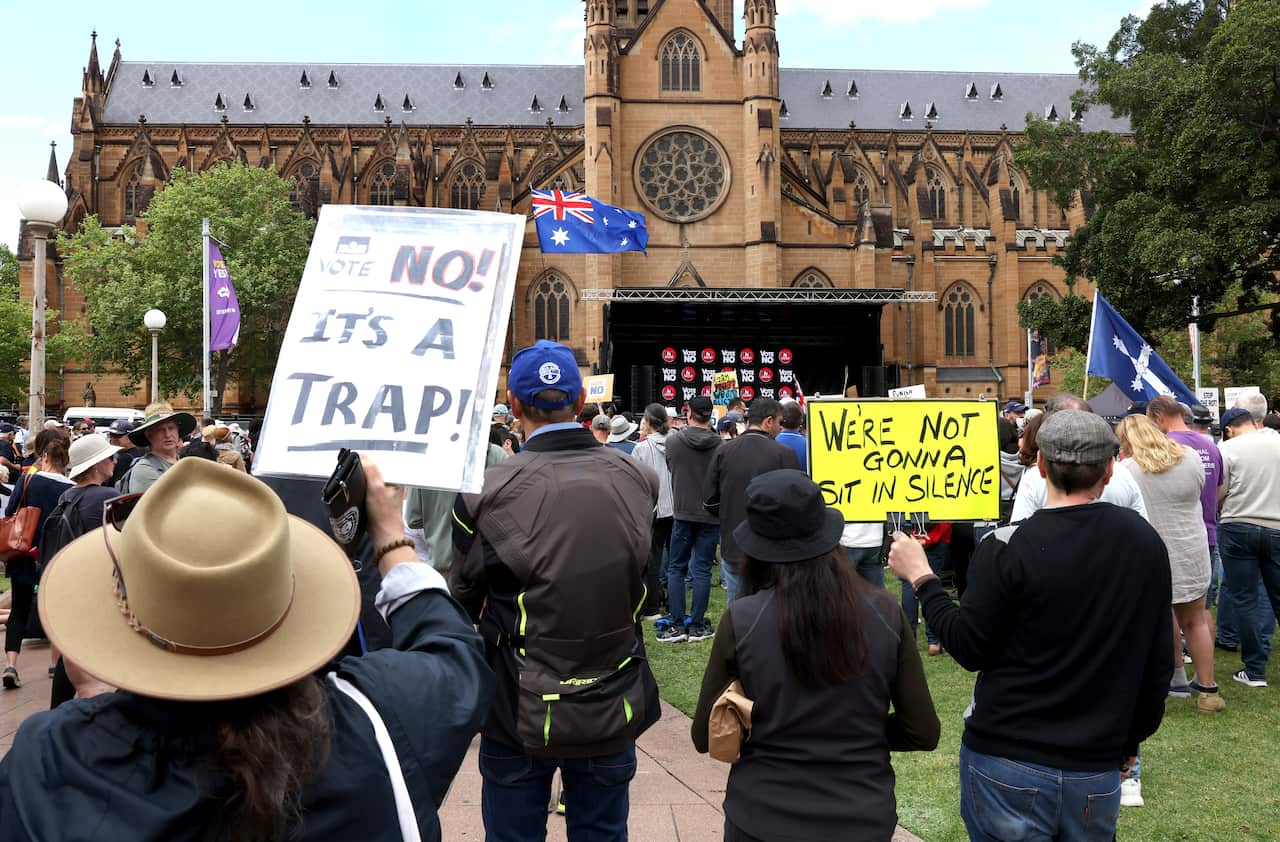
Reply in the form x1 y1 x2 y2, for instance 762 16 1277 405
58 164 314 413
0 245 34 406
1016 0 1280 345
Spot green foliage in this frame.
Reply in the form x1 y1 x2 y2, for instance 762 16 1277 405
1016 0 1280 343
1016 294 1094 353
0 245 33 405
57 164 314 411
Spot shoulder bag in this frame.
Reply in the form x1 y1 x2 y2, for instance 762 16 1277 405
0 475 41 562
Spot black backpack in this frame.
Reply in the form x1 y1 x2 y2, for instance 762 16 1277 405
37 487 89 570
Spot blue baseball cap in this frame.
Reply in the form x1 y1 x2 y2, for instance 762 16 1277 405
508 341 582 410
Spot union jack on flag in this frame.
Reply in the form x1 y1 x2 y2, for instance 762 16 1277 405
530 190 649 255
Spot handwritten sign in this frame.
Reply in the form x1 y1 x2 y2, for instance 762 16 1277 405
807 399 1000 523
889 384 926 400
585 374 615 403
254 206 523 492
1224 386 1261 409
712 370 740 406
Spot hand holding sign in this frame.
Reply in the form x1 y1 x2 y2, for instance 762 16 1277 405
887 530 932 583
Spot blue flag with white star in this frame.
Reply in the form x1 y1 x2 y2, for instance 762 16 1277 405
1086 292 1197 405
531 190 648 254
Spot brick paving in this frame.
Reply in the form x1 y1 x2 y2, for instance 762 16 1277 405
0 648 921 840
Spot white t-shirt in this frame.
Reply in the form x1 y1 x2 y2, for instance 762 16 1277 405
1011 459 1149 523
840 522 884 549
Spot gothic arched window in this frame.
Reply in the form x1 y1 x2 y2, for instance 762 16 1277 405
852 171 871 206
926 168 947 221
943 283 978 358
288 162 319 212
532 274 573 342
123 169 142 218
792 270 833 289
1010 178 1022 222
369 162 395 206
661 32 702 93
450 161 485 210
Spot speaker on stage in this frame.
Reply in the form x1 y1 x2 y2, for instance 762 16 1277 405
861 365 888 398
631 365 656 409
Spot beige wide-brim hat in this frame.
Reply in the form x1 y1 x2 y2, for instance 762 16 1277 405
67 434 122 480
39 457 360 701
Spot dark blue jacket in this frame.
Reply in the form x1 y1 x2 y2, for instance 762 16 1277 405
0 587 493 841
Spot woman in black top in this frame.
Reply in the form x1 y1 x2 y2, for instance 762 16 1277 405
3 431 73 689
693 470 940 842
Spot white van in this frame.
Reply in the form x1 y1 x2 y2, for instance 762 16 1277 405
62 406 146 429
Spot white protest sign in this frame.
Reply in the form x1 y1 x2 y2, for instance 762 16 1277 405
889 384 927 400
1196 387 1220 420
1224 386 1261 409
254 205 523 492
585 374 614 403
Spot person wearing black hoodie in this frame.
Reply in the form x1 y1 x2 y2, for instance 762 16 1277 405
662 396 724 642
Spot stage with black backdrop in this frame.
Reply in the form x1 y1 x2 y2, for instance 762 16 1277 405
602 293 894 410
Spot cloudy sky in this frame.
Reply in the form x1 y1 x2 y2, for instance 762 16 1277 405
0 0 1149 249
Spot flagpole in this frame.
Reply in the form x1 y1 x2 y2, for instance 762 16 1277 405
1190 295 1201 392
202 217 211 418
1027 329 1033 400
1082 291 1099 401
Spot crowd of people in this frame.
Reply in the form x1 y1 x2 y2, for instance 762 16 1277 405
0 341 1276 841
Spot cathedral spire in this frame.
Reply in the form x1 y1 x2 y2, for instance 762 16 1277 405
87 30 100 79
83 30 106 93
46 141 60 186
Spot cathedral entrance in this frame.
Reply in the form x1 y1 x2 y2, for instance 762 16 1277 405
593 287 916 410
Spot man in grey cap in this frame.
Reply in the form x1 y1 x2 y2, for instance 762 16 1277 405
889 410 1172 842
590 413 612 445
106 419 144 488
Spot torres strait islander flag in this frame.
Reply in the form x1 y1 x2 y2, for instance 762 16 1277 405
531 190 649 255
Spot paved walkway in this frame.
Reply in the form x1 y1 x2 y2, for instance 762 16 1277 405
0 648 921 840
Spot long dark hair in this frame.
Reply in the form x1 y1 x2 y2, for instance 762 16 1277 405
643 402 670 435
743 549 868 689
208 676 331 841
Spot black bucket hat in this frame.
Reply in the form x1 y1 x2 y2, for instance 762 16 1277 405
733 469 845 563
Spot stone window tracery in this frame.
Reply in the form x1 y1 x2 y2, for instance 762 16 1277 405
927 167 947 221
635 129 730 223
288 162 319 212
661 32 701 93
943 283 978 358
792 270 833 289
450 161 485 210
123 169 142 218
532 274 573 342
852 171 871 206
369 162 396 206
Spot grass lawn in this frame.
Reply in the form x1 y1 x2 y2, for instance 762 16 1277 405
647 572 1280 841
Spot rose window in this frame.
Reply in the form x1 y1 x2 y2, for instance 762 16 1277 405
635 129 730 223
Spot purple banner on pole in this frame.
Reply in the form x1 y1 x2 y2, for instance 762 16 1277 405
208 242 241 351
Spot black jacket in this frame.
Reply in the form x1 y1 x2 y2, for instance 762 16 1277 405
665 425 722 524
0 588 493 842
450 425 662 756
704 429 801 564
919 503 1172 770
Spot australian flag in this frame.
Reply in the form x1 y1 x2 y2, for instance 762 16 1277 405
1086 292 1197 405
531 190 648 254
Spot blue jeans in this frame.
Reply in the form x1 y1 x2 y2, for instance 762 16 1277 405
479 736 636 841
845 545 885 588
668 520 719 624
899 543 947 645
960 745 1121 842
720 556 740 603
1218 521 1280 680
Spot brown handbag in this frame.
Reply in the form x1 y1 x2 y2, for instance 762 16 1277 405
709 678 754 764
0 474 41 562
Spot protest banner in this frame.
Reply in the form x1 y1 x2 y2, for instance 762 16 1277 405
659 345 796 406
254 205 523 492
585 374 614 403
888 384 926 400
1224 386 1261 409
807 399 1000 523
712 370 740 406
1196 387 1220 420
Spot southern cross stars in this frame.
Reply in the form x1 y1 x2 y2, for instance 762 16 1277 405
550 228 570 247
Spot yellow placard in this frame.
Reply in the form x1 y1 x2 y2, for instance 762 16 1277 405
585 374 614 402
807 399 1001 522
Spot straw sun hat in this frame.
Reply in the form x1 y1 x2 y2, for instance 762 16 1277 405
38 457 359 701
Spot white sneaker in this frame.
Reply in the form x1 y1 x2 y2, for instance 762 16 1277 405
1120 778 1144 808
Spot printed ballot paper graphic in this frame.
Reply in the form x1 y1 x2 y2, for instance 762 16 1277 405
531 190 649 254
807 399 1001 523
253 206 524 493
1086 293 1196 406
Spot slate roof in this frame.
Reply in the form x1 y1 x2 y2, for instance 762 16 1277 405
103 61 1129 133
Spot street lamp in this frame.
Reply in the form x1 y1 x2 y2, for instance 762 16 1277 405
144 309 167 403
15 180 68 430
